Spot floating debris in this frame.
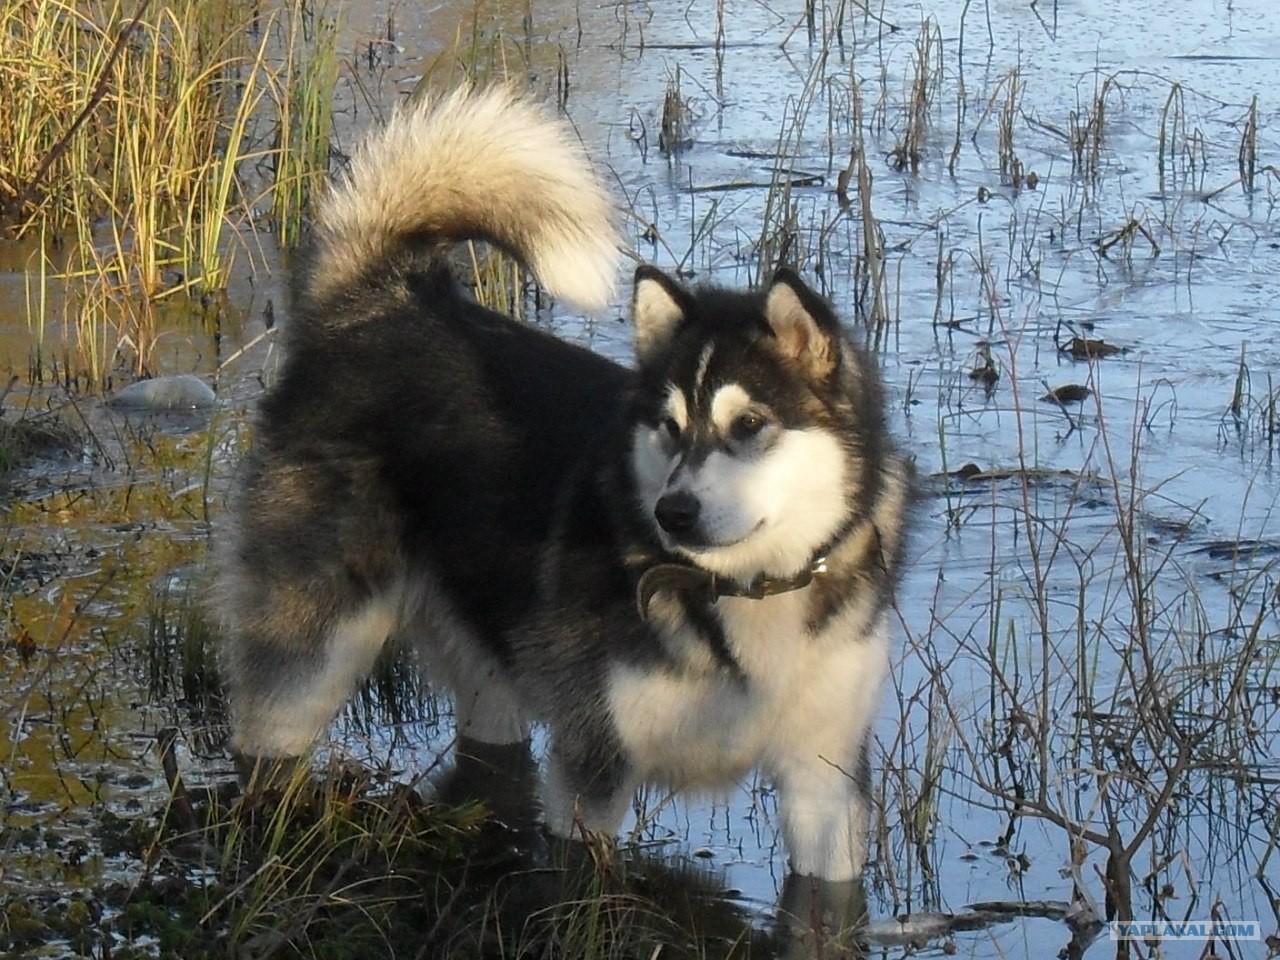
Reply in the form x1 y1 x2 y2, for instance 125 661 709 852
1040 383 1092 404
1190 538 1280 562
948 462 986 481
0 411 80 463
968 343 1000 390
1062 336 1127 360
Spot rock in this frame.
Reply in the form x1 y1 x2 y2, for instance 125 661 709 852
107 374 216 411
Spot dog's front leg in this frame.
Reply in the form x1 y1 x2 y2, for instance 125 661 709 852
775 751 873 882
777 872 868 957
541 744 636 843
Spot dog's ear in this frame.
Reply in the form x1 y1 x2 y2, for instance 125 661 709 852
632 265 690 361
763 269 838 377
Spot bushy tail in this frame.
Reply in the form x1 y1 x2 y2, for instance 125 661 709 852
309 86 619 311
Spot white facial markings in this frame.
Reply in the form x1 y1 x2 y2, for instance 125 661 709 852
678 427 850 580
709 384 752 436
633 374 853 578
633 375 853 581
664 383 689 432
630 383 691 520
692 343 715 396
631 423 675 513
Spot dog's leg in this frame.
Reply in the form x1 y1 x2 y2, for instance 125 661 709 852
225 593 398 764
774 731 873 882
773 618 888 881
435 736 541 834
447 658 529 745
411 615 530 746
541 744 635 840
216 452 409 774
778 872 868 954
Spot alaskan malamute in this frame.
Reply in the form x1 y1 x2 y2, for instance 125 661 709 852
216 87 910 882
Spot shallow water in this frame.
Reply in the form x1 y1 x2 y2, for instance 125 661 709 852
2 0 1279 956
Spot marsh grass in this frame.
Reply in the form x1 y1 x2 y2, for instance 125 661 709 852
880 347 1280 951
1223 343 1280 454
1097 210 1161 261
130 764 491 959
269 8 340 247
145 581 223 726
1156 83 1207 194
5 2 1278 957
1239 95 1259 192
466 243 531 320
659 65 693 157
79 736 763 959
1069 73 1119 184
754 19 849 293
1 0 339 389
888 19 942 174
997 66 1025 187
0 384 82 487
849 90 891 337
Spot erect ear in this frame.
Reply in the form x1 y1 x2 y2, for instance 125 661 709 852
763 269 838 377
632 265 690 362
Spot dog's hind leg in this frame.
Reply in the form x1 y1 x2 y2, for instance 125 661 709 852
215 455 407 769
404 579 530 745
224 592 399 763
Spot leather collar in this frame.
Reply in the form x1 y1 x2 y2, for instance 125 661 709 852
635 517 860 620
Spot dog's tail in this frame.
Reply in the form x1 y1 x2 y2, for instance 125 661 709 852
308 86 619 311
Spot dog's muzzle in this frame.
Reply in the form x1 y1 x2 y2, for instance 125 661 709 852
654 490 701 538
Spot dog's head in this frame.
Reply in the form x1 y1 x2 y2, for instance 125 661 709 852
627 266 887 583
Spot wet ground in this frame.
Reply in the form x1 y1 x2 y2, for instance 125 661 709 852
2 0 1279 957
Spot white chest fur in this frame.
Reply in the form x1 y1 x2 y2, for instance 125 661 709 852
606 587 889 790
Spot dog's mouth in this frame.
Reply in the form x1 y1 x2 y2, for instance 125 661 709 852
660 517 766 553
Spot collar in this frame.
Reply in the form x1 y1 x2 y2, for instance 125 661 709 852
635 515 860 621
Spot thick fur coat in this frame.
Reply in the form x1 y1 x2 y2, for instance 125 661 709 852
216 87 910 881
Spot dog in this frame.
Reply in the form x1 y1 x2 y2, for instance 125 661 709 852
214 86 911 882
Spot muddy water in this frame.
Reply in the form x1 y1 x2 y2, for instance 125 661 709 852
2 0 1279 956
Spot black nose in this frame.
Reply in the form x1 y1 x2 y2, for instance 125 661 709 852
654 491 700 535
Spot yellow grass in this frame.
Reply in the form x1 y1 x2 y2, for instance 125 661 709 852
0 0 338 386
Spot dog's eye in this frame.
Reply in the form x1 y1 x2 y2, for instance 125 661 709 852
730 412 767 443
660 417 681 441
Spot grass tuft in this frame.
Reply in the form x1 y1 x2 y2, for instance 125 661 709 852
1 0 339 389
